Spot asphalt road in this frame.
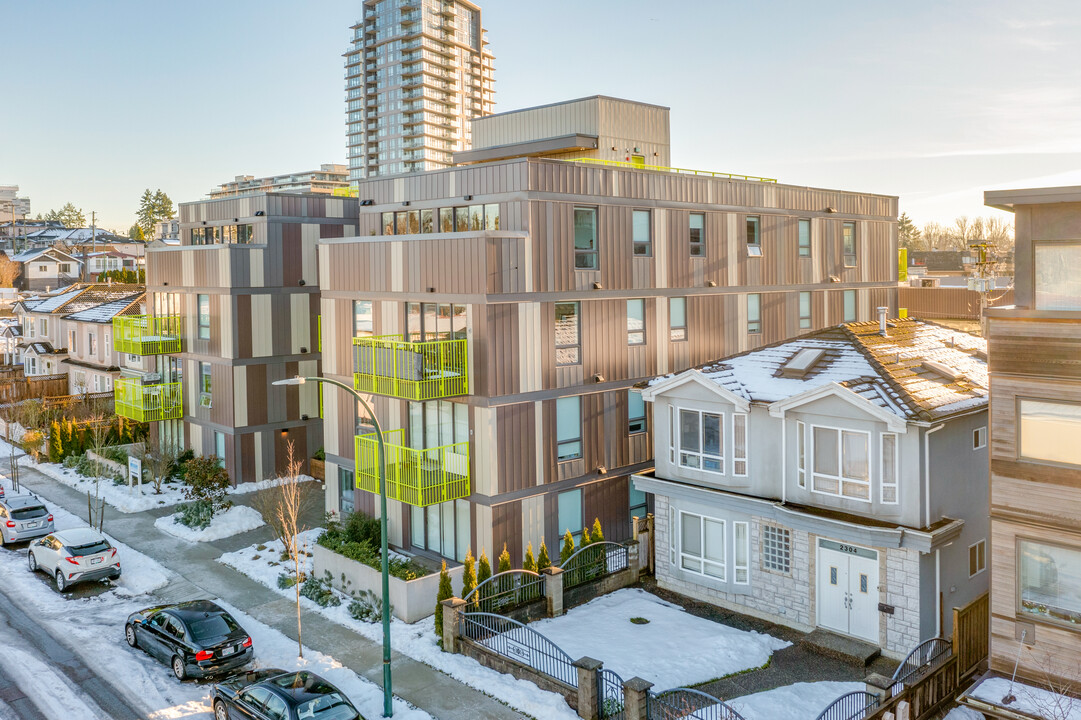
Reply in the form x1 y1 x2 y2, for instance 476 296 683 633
0 545 145 720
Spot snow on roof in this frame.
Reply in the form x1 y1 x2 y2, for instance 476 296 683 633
65 294 144 323
26 342 65 355
57 287 143 316
11 247 82 264
28 286 86 313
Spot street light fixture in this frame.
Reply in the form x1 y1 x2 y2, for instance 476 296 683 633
272 375 393 717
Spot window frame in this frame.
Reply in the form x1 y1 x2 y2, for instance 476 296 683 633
1034 242 1081 310
973 426 987 450
555 396 582 462
200 361 212 396
1018 398 1081 469
761 525 791 575
810 424 872 502
842 222 857 267
197 294 211 340
969 539 986 578
689 213 705 257
573 206 598 270
677 408 724 474
747 293 761 334
353 300 373 338
632 209 652 257
734 521 750 584
797 420 806 488
1016 537 1081 629
554 302 581 367
843 289 857 323
669 297 687 342
798 219 811 258
627 299 646 346
746 216 761 257
628 390 647 435
799 291 812 330
880 432 899 504
677 510 726 581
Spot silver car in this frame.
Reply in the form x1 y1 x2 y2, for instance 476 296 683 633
28 527 121 591
0 495 53 545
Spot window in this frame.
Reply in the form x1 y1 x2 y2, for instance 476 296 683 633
573 207 598 270
746 216 761 256
405 302 467 342
670 297 687 341
843 290 856 323
747 294 761 334
762 525 791 573
104 332 110 359
881 433 898 504
555 302 580 366
689 213 705 257
382 212 394 235
973 427 987 450
1019 400 1081 467
1034 243 1081 310
679 511 726 579
812 426 870 500
339 466 355 515
799 292 812 330
627 299 645 345
843 222 857 267
39 318 47 335
969 540 986 577
197 294 210 339
797 421 806 488
556 396 582 461
734 522 750 584
679 409 723 473
421 209 434 234
38 264 47 272
628 391 646 434
484 204 500 231
87 332 96 355
200 361 212 396
59 263 71 274
798 219 811 257
1019 540 1081 627
353 300 373 337
733 413 747 476
632 210 652 256
629 485 648 525
557 489 583 540
214 432 225 462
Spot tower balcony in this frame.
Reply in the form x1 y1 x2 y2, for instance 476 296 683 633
114 378 183 422
355 429 470 507
353 334 467 401
112 315 184 355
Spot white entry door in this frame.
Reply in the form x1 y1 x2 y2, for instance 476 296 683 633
817 539 880 643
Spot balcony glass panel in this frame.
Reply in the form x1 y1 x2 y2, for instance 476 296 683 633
114 379 183 422
355 429 469 507
353 335 467 400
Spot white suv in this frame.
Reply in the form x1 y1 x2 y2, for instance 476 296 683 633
28 528 122 591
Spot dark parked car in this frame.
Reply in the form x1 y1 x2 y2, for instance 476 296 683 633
125 600 253 680
212 669 364 720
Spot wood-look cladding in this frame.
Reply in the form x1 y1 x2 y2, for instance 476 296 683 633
989 317 1081 379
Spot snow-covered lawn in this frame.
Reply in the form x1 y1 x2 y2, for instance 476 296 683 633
154 504 265 542
221 536 582 720
944 707 986 720
727 681 864 720
971 676 1079 720
30 459 188 512
529 588 790 689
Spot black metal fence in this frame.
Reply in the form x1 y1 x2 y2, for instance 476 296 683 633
464 569 545 614
599 668 625 720
562 541 628 590
648 688 748 720
813 690 880 720
889 637 952 697
460 611 578 688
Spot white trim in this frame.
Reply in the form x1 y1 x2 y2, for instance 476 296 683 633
972 426 987 450
733 412 748 477
767 382 908 433
968 539 986 578
641 369 751 411
796 420 806 488
809 423 872 503
676 407 724 474
880 432 899 505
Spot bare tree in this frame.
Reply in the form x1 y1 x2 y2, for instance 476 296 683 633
0 254 21 289
84 413 111 531
267 441 309 658
140 438 177 495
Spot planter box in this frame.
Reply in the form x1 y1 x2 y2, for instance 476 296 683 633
309 458 325 481
311 543 463 624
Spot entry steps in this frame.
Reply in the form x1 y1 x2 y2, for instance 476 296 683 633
799 629 881 666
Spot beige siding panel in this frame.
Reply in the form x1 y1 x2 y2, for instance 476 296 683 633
251 295 273 357
251 248 265 287
474 503 493 563
182 252 194 288
518 303 542 393
474 406 497 496
521 494 545 558
534 401 545 486
390 241 403 293
233 367 248 427
323 390 340 457
290 294 310 354
299 359 319 416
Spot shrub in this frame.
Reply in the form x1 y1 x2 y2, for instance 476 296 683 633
349 589 390 623
278 572 301 589
343 511 381 547
523 543 537 573
537 541 551 571
316 516 430 582
313 446 325 461
591 518 604 543
581 525 592 546
175 499 214 530
435 560 452 639
48 421 63 463
300 570 341 608
184 456 232 514
497 544 511 573
461 549 476 601
171 448 195 481
21 430 44 461
99 445 129 464
477 550 491 586
560 530 575 565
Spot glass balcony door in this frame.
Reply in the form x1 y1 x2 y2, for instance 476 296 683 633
406 302 466 342
408 399 469 560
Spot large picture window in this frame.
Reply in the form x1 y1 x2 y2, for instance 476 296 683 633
679 512 726 580
555 302 581 366
812 426 870 501
1020 399 1081 467
1019 540 1081 627
1034 243 1081 310
679 409 723 473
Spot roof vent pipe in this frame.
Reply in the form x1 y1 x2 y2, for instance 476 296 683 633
877 306 889 336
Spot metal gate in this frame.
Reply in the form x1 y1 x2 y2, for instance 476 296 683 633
598 668 625 719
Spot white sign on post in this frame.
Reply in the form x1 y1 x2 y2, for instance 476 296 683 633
128 456 143 496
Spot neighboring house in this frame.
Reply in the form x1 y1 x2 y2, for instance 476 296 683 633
22 341 67 376
86 250 138 277
154 218 180 242
0 320 23 366
63 294 145 395
10 247 83 291
633 314 990 658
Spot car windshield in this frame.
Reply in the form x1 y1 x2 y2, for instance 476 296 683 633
296 694 357 720
12 506 47 520
68 540 110 556
188 614 238 641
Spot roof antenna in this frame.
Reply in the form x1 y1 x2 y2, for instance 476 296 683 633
877 307 888 337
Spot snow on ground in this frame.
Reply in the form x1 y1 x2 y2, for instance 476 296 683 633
221 536 582 720
944 706 986 720
727 681 864 720
530 588 790 689
30 458 188 512
972 676 1081 720
0 645 104 719
228 474 318 495
154 504 265 543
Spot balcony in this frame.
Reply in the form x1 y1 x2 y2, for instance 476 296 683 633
114 379 183 422
353 334 467 401
355 429 469 507
112 315 183 355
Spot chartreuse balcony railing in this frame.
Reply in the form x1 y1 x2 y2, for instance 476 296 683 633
353 334 467 401
112 315 184 355
114 378 183 422
355 429 470 507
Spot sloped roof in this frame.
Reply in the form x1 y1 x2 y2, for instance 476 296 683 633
11 247 82 264
17 283 144 317
25 342 65 356
25 286 86 313
650 319 988 422
65 293 145 323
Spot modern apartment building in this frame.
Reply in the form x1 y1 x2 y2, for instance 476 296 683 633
344 0 495 181
316 97 899 567
209 165 349 199
974 186 1081 691
130 193 358 482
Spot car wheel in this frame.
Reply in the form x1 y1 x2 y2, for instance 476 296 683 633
214 700 230 720
27 552 36 572
125 624 138 648
172 656 187 681
55 569 67 592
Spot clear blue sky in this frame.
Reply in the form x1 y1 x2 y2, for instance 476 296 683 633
5 0 1080 232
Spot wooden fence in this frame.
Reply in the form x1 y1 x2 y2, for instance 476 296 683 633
0 373 70 405
897 287 1014 320
952 593 989 682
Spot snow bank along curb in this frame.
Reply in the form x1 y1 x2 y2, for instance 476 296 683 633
29 459 188 513
154 504 265 542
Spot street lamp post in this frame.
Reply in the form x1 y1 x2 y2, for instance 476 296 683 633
272 375 393 718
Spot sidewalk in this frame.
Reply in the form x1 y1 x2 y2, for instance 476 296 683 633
16 465 527 720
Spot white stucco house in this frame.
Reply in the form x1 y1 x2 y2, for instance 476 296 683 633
633 314 990 658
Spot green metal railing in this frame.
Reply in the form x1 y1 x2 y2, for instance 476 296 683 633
353 334 468 401
355 429 470 507
114 378 183 422
112 315 184 355
557 157 778 184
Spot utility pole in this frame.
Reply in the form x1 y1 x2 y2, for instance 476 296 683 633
83 210 96 282
968 240 995 338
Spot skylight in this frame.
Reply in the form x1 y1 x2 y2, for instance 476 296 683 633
780 347 826 378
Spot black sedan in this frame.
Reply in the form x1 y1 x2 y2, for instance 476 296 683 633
212 669 364 720
125 600 254 680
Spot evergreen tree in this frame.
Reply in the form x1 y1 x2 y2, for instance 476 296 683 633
581 525 592 546
461 548 476 602
45 203 86 228
898 212 924 251
48 420 63 462
536 540 551 571
591 518 604 543
136 189 156 237
434 560 453 640
497 543 511 573
523 542 537 573
152 189 175 220
128 224 146 242
477 549 492 586
560 530 575 565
